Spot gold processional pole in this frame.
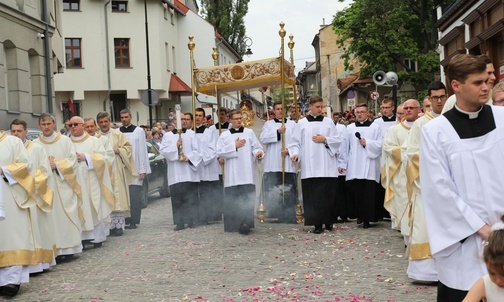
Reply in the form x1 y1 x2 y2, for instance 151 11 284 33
212 46 226 194
279 22 286 207
288 34 304 224
188 35 197 132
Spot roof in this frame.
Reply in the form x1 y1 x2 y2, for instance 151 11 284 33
169 73 192 95
172 0 188 15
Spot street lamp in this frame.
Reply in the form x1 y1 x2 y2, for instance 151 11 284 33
242 36 253 58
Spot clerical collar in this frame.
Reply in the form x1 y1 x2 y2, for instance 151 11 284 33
230 127 244 134
22 139 28 146
171 128 187 134
221 122 229 127
430 110 441 118
101 129 112 135
306 115 324 122
120 124 136 133
454 104 483 119
195 124 206 133
382 114 396 122
274 118 287 123
72 132 86 140
43 132 57 140
403 120 414 127
444 104 495 139
355 119 372 127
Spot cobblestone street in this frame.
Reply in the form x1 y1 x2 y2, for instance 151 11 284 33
15 196 436 301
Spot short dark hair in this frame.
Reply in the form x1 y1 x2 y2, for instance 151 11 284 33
427 81 447 97
478 54 492 65
218 107 229 114
273 101 283 109
96 111 110 121
120 108 131 116
39 113 55 123
83 117 97 125
10 118 27 130
356 103 368 108
309 95 323 105
381 98 394 106
446 54 487 84
229 109 241 119
184 112 193 120
195 108 205 115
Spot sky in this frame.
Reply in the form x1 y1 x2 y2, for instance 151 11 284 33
243 0 353 72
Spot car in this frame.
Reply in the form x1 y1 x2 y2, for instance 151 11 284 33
142 141 170 208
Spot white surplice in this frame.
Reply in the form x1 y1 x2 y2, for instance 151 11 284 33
420 106 504 290
159 130 201 185
260 119 297 173
122 126 151 185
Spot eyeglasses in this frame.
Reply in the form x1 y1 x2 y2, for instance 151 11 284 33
69 123 82 127
430 95 447 102
380 106 392 109
403 106 419 110
180 118 191 121
494 99 504 105
355 111 367 114
232 117 243 120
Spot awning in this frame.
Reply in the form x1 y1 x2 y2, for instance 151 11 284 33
194 57 295 94
169 73 192 95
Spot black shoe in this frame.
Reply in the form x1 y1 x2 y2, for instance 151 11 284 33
188 222 197 229
339 217 348 223
362 222 371 229
125 223 137 229
325 223 334 231
111 228 123 236
238 223 251 235
174 224 185 231
0 284 20 297
313 225 323 234
357 219 363 225
93 242 103 248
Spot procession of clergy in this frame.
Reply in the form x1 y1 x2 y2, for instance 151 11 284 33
1 53 503 300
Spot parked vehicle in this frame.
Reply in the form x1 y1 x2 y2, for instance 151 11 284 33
142 141 170 208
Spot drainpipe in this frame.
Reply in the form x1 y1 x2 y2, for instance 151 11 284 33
41 0 53 113
104 0 113 121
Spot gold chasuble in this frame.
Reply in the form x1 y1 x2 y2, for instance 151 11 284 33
0 132 38 267
101 129 137 215
34 133 83 255
71 133 114 229
25 140 58 265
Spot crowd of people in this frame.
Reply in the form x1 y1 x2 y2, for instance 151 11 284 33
1 54 504 301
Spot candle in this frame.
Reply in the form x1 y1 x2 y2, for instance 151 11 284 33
175 104 182 130
326 103 331 119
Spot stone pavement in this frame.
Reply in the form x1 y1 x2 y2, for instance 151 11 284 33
14 196 436 302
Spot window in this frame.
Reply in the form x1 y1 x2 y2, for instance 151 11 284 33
404 59 417 72
111 93 127 122
165 43 170 71
62 101 80 122
63 0 80 11
171 46 176 73
112 1 128 12
65 38 82 68
114 38 130 67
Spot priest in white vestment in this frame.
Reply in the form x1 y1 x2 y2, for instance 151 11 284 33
381 99 420 235
421 55 504 300
34 113 83 259
404 82 447 283
160 113 202 231
96 112 137 236
10 119 57 273
0 130 36 297
119 109 151 229
288 96 342 234
260 102 298 223
70 116 115 248
217 109 263 234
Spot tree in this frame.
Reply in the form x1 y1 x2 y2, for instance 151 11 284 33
200 0 250 55
332 0 451 85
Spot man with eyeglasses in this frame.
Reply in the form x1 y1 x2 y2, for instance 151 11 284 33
339 103 383 229
402 81 447 284
119 109 151 230
34 113 83 260
160 113 201 231
217 109 263 234
491 82 504 107
374 98 397 134
69 116 114 249
441 54 495 114
382 99 420 243
421 54 504 300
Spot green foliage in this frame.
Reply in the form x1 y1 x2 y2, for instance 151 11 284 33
200 0 250 55
333 0 452 86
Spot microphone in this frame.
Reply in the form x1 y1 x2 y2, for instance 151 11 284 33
355 132 365 148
